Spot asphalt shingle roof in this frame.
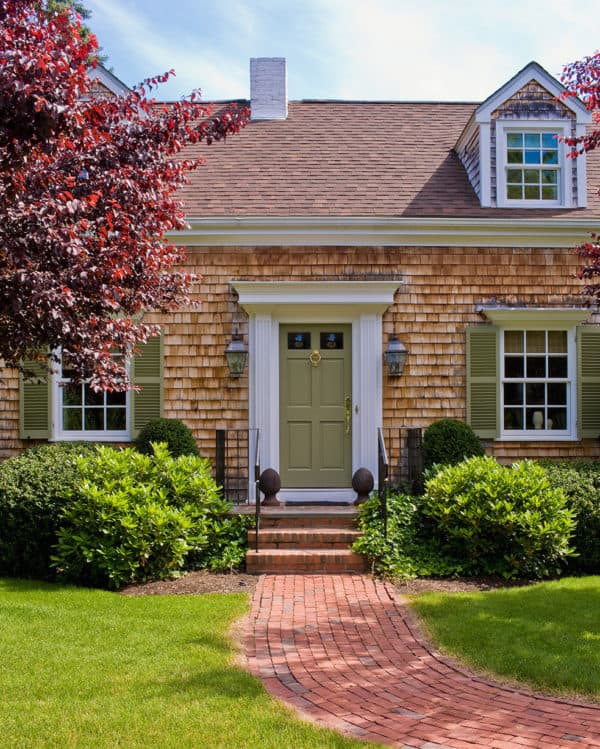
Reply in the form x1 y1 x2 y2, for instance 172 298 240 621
178 100 600 219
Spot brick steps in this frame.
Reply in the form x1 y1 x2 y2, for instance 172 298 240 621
258 508 358 529
245 505 365 573
247 528 361 549
246 549 366 573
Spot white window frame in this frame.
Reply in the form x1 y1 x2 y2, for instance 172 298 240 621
499 325 576 440
496 120 573 209
51 357 131 442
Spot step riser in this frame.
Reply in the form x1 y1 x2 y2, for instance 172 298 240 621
260 517 356 529
246 557 366 574
249 542 355 550
248 530 360 544
247 564 366 573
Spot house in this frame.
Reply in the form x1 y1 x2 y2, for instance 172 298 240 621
3 58 600 502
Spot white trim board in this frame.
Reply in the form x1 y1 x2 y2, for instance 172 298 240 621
174 216 600 248
233 280 398 502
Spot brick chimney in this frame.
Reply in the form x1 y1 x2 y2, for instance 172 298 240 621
250 57 287 121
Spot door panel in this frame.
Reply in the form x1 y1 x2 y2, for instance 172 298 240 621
320 422 345 468
280 324 352 488
287 421 312 469
288 360 312 405
320 359 344 405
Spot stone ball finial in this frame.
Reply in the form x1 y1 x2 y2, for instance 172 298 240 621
352 467 374 506
259 468 282 506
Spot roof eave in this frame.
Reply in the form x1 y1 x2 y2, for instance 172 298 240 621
172 215 600 249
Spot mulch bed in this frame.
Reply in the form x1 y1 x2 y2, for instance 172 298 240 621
120 571 533 596
120 570 259 596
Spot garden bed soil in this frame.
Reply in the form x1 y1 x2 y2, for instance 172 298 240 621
120 571 532 596
120 570 259 596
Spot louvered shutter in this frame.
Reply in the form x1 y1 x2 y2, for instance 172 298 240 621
131 336 163 438
466 325 499 439
577 325 600 439
20 360 51 439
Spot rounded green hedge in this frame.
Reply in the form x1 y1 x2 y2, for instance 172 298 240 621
135 418 199 457
423 418 484 469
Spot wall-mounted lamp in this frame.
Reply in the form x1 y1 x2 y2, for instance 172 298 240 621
225 333 248 377
384 336 408 376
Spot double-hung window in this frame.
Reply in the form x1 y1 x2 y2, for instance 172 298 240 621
467 310 600 441
495 121 571 208
20 336 163 441
505 132 559 202
54 355 130 440
501 329 572 437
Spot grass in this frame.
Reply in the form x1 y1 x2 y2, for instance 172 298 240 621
410 575 600 701
0 579 382 749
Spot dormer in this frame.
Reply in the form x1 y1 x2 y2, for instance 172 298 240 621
456 62 593 209
87 65 131 98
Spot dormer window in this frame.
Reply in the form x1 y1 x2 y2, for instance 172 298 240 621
496 120 574 208
506 131 559 201
457 61 592 209
497 124 567 207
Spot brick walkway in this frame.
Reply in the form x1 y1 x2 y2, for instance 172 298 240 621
246 574 600 749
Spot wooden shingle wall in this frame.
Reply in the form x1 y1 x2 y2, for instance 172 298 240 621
1 243 599 465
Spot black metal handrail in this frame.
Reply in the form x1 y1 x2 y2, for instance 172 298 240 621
377 427 389 540
253 430 261 553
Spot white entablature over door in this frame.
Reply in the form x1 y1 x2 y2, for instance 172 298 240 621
232 281 400 502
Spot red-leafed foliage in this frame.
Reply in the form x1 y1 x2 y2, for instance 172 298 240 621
561 52 600 301
0 0 249 389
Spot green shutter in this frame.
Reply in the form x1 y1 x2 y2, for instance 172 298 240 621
577 325 600 438
20 360 51 439
466 325 499 439
131 336 163 438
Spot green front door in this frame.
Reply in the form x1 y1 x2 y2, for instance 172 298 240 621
279 325 352 488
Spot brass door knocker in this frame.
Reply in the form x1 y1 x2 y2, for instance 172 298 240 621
309 350 321 367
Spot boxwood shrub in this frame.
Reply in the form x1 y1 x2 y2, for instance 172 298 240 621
421 456 574 578
423 418 484 469
135 418 199 457
0 442 98 579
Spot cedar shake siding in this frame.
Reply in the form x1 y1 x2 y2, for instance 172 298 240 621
4 243 599 463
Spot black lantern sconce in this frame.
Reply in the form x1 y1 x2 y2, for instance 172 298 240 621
384 335 408 376
225 333 248 377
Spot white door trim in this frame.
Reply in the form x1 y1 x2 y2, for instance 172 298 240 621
233 281 399 502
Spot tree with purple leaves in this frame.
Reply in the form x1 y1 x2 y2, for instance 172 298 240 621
0 0 248 389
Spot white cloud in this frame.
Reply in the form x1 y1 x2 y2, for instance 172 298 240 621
87 0 600 102
89 0 249 99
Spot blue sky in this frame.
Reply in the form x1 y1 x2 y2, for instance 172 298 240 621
86 0 600 102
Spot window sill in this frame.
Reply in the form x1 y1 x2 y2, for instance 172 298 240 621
495 435 579 442
497 201 564 209
50 434 132 442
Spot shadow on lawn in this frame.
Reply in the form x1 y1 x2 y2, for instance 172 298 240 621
155 664 264 700
0 577 67 593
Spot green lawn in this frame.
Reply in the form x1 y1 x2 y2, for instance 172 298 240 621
0 580 382 749
410 575 600 700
